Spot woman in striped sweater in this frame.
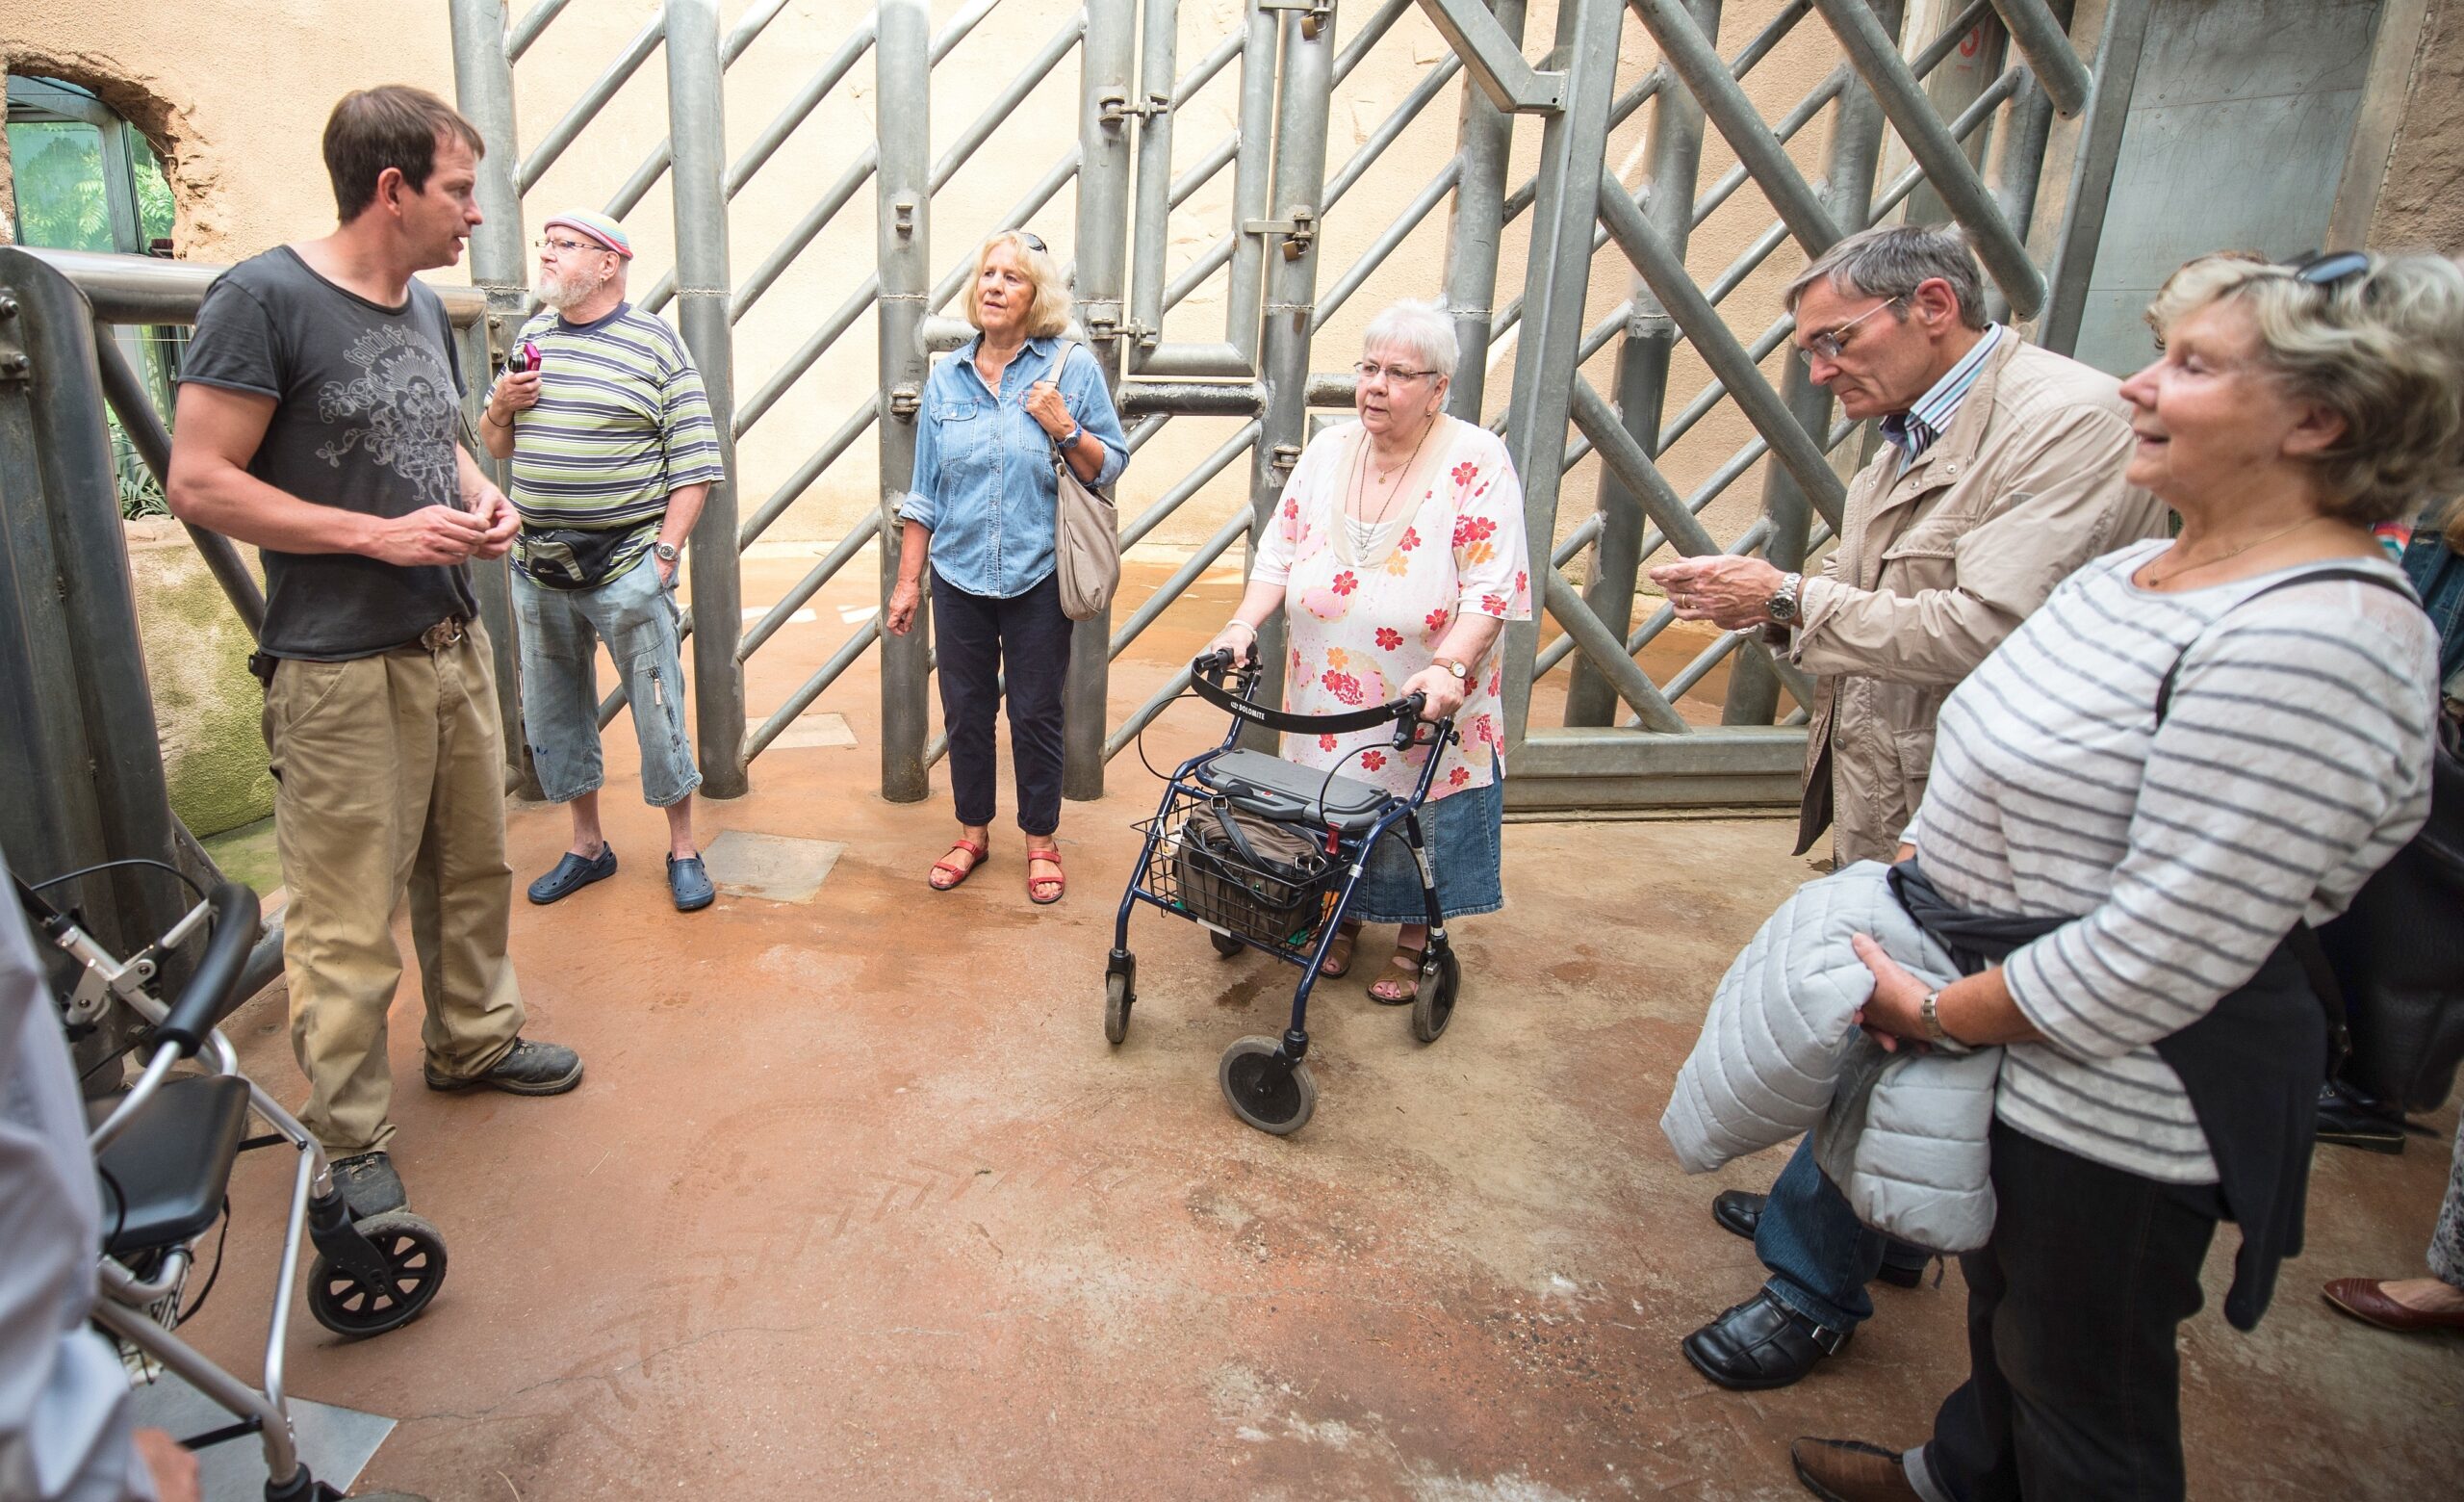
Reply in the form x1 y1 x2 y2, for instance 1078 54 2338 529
1785 251 2463 1502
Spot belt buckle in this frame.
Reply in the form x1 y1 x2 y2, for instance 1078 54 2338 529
422 617 467 653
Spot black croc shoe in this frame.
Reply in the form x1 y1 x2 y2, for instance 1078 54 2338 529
527 846 617 905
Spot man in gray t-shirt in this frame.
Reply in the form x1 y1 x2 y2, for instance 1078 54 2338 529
169 86 583 1221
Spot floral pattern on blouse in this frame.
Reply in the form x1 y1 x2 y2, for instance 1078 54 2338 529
1251 417 1533 801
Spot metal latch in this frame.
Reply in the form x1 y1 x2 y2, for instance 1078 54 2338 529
888 383 921 422
1257 0 1332 39
1097 90 1170 127
891 193 918 239
0 291 26 385
1269 441 1302 477
1242 205 1317 262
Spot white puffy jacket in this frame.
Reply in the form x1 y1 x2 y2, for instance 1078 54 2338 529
1658 861 2001 1254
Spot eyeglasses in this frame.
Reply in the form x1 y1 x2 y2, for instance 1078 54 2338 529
1794 297 1904 366
1353 360 1438 385
535 236 609 256
1017 231 1048 254
2287 249 2369 290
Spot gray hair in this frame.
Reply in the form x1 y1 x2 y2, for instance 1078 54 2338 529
2148 251 2464 527
1784 223 1987 331
1362 298 1460 379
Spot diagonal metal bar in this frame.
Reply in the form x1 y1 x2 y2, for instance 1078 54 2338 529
1103 663 1197 763
1808 0 2045 317
520 11 664 194
1337 0 1422 80
1415 0 1565 113
1567 376 1722 557
1989 0 2091 116
738 511 884 661
507 0 574 63
1864 66 2026 223
601 0 851 220
1324 56 1463 211
1314 158 1461 329
1626 0 1837 254
1543 570 1689 733
932 148 1082 311
1120 423 1258 549
1108 506 1250 662
735 274 878 434
1595 172 1847 531
1176 24 1246 102
930 15 1087 195
726 20 876 200
2040 0 2152 354
739 396 880 546
745 618 884 763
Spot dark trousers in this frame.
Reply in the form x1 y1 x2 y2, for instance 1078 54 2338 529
932 568 1070 838
1921 1123 2222 1502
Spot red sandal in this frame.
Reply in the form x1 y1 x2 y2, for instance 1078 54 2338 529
1026 846 1065 905
929 840 988 891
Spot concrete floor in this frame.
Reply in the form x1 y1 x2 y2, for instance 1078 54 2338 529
177 553 2464 1500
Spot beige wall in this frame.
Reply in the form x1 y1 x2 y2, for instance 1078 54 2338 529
2357 0 2464 250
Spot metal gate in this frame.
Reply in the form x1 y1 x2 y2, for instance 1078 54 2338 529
441 0 2143 815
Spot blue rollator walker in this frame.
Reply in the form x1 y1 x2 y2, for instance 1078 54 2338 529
1107 646 1465 1135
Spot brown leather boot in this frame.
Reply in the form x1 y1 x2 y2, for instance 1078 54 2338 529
1790 1438 1924 1501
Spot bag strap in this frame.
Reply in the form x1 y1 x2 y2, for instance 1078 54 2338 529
2153 566 2416 724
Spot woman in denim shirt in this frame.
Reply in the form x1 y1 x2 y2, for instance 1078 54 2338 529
2401 505 2464 693
886 231 1128 902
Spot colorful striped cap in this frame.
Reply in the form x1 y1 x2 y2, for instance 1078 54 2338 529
543 208 632 259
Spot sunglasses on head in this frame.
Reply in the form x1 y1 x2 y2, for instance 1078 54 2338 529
2286 249 2370 290
1017 231 1048 254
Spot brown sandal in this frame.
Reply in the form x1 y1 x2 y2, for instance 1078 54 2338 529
1319 919 1361 977
929 840 988 891
1026 846 1065 905
1368 944 1424 1005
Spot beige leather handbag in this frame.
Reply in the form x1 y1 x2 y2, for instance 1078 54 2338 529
1048 341 1120 621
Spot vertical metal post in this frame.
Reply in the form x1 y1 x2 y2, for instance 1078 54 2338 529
665 0 747 797
1565 0 1713 728
2038 0 2150 355
0 251 185 966
1723 0 1902 726
457 320 530 791
877 0 934 803
1442 0 1526 421
1225 3 1282 368
1126 0 1180 353
1064 0 1139 802
1243 5 1341 732
1497 0 1624 748
448 0 538 791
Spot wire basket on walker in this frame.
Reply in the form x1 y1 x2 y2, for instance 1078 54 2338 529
1105 645 1464 1135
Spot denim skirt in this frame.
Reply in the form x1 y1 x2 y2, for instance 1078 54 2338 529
1343 773 1505 925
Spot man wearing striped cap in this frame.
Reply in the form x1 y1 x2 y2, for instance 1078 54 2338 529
481 208 728 913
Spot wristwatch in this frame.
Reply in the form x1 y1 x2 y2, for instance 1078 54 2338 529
654 542 681 565
1060 422 1085 449
1431 657 1470 684
1766 570 1805 626
1918 989 1950 1046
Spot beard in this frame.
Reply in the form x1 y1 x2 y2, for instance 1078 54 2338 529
535 263 607 312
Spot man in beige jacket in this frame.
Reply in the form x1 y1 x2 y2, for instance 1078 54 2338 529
1649 223 2168 1391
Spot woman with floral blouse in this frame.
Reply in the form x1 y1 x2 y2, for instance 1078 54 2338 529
1205 298 1533 1000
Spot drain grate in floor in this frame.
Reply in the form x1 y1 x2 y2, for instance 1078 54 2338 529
701 830 848 903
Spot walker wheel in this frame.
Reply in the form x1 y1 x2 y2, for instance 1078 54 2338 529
1209 929 1244 958
1219 1036 1317 1135
1410 946 1462 1044
1104 971 1134 1046
307 1212 447 1337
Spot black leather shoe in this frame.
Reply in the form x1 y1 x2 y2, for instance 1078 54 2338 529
1713 1189 1766 1241
1682 1289 1848 1390
2317 1081 2411 1154
1713 1189 1926 1288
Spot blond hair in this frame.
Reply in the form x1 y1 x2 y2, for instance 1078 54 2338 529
963 231 1072 339
2145 252 2464 526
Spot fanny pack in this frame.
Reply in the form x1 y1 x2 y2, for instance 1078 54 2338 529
519 526 643 590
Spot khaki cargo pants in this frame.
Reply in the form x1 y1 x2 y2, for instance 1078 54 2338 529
264 620 526 1154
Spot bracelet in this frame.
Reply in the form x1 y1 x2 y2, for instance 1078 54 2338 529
1221 617 1256 637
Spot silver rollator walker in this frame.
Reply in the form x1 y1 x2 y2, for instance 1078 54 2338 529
1107 646 1465 1134
17 867 449 1501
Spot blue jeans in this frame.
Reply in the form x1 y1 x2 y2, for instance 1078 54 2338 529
1758 1136 1930 1332
513 560 701 808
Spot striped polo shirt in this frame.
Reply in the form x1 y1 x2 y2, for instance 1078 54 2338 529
1904 540 2437 1182
1880 323 2003 460
502 301 726 580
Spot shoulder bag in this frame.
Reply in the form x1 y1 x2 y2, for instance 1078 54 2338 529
1046 340 1120 621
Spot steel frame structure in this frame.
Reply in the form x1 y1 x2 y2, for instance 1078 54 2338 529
0 1 2150 919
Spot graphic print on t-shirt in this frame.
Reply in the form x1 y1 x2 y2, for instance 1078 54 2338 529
314 323 461 509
